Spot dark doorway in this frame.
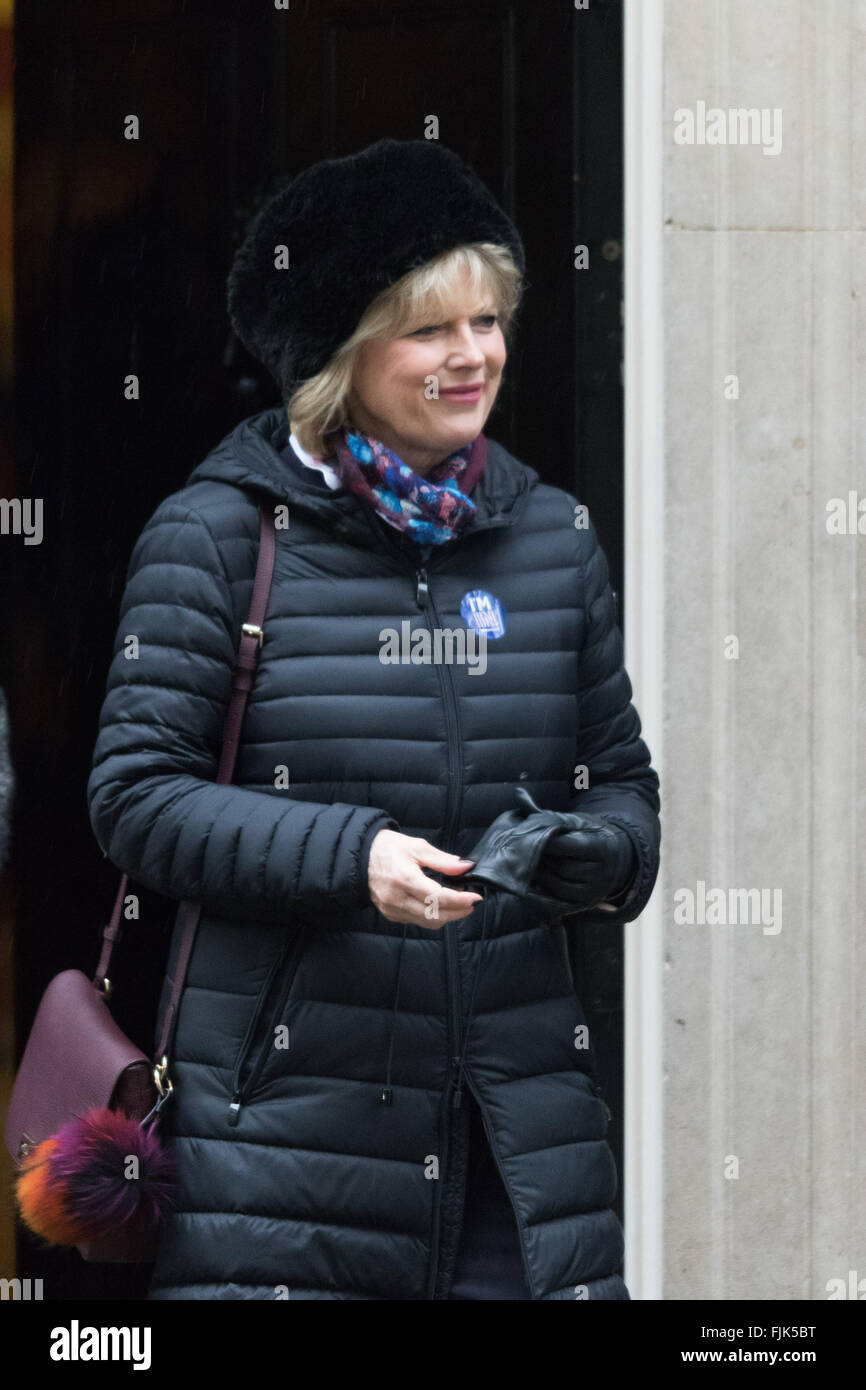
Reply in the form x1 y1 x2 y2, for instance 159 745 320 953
7 0 625 1298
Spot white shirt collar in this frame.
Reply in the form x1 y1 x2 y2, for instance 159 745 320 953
289 431 341 490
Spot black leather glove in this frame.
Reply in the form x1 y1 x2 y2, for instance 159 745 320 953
461 787 638 918
533 821 637 912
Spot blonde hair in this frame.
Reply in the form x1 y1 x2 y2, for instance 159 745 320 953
287 242 523 458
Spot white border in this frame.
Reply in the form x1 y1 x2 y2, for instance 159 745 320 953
623 0 665 1300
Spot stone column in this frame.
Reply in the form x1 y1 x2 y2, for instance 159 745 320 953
625 0 865 1300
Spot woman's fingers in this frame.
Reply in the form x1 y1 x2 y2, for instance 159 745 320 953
534 867 595 904
537 855 605 885
394 857 482 927
378 877 482 928
368 828 482 928
542 829 610 863
414 842 477 875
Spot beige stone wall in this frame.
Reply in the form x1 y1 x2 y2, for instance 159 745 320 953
657 0 865 1299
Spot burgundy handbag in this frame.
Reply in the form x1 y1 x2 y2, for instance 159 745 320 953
4 501 276 1262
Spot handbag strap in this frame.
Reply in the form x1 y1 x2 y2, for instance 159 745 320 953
93 501 277 1074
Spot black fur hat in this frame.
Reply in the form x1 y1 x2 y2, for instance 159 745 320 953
226 138 525 400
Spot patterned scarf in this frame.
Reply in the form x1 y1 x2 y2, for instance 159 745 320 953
325 425 481 547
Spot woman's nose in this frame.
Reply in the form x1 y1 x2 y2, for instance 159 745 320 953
444 329 486 366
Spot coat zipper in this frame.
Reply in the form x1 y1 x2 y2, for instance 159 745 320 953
417 570 463 855
358 509 486 1298
426 1056 458 1298
427 919 466 1298
446 922 466 1111
412 558 468 1294
227 923 308 1126
359 510 465 854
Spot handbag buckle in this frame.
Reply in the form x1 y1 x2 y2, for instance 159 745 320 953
153 1055 173 1098
241 622 264 647
17 1133 37 1163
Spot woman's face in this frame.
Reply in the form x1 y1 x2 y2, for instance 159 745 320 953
345 264 507 474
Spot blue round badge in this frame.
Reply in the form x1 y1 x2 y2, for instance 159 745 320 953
460 589 507 639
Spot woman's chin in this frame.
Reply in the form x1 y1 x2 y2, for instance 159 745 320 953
424 409 487 448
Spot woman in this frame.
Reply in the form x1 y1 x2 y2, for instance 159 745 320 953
88 138 660 1300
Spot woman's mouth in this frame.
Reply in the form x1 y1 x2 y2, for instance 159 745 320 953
438 383 484 404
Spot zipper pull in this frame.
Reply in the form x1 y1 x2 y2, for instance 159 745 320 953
228 1091 243 1127
416 569 429 606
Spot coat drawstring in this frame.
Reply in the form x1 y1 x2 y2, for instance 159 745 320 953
379 921 408 1105
378 885 492 1107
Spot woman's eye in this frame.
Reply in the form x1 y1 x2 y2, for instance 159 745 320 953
408 314 497 338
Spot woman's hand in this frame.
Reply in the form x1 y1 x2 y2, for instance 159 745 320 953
533 821 637 912
368 828 482 928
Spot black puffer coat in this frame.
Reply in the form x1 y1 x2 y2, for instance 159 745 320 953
87 406 660 1300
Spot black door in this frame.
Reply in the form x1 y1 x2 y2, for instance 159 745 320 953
9 0 625 1298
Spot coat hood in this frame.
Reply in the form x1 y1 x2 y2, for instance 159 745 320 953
185 405 540 543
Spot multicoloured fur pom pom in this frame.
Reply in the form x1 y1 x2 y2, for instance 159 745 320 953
15 1108 177 1247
